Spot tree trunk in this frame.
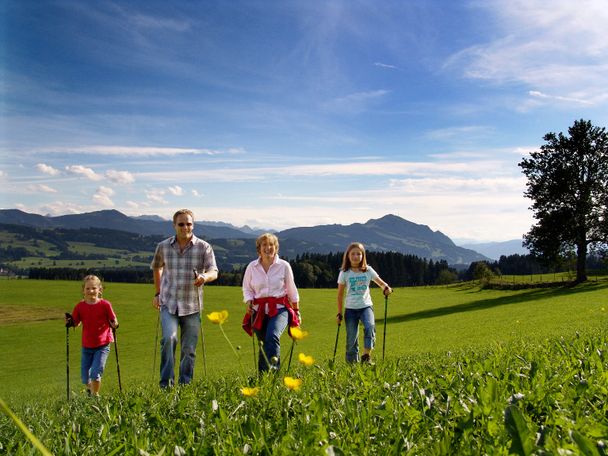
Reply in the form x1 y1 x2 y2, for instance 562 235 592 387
575 239 587 283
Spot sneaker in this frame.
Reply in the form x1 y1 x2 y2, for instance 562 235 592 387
361 354 374 365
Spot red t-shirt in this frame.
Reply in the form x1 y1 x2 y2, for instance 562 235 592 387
71 299 117 348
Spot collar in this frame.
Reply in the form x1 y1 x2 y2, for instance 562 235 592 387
254 255 279 267
170 234 199 246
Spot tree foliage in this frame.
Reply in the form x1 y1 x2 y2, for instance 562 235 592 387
519 119 608 282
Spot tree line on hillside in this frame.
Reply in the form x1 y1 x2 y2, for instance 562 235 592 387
25 251 606 287
26 251 459 287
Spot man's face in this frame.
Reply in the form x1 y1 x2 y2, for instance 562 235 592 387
174 213 194 241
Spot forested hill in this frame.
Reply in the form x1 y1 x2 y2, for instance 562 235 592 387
0 209 256 239
0 209 489 264
278 214 487 264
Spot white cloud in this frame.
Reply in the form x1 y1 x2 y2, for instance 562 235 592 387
140 159 514 183
447 0 608 107
323 90 389 113
528 90 593 106
25 184 58 194
374 62 398 70
192 189 202 197
425 126 493 142
38 202 84 216
126 201 140 210
131 14 191 32
145 188 167 205
36 163 61 176
45 146 245 157
92 186 115 207
167 185 183 196
106 169 135 184
388 176 526 194
66 165 103 181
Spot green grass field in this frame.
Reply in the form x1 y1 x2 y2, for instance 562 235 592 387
1 278 607 454
1 278 607 402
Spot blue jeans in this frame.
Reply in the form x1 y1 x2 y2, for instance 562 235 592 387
345 306 376 363
81 344 110 384
254 307 289 372
160 307 200 387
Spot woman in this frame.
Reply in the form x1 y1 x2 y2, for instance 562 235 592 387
242 233 301 372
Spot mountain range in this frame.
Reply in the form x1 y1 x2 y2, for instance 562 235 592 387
460 240 528 261
0 209 492 264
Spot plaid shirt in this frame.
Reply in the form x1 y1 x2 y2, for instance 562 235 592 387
151 235 218 316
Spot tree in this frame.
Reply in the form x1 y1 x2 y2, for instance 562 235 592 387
519 119 608 282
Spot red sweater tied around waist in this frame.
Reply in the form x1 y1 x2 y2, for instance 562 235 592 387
241 295 300 336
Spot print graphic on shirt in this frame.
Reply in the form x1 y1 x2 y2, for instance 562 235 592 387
348 275 368 295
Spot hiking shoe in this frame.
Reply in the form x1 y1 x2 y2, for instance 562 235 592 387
361 354 374 365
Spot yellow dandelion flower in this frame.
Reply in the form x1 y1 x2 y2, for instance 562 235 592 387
207 310 229 325
289 326 309 341
298 353 314 366
283 376 303 391
240 387 259 397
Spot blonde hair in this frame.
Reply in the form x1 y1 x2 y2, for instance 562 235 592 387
82 274 103 297
173 209 194 224
256 233 279 256
340 242 368 272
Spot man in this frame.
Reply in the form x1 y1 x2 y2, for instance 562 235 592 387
151 209 218 387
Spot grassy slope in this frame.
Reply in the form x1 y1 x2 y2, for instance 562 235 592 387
1 279 607 404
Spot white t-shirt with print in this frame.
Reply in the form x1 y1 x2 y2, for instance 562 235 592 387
337 266 379 309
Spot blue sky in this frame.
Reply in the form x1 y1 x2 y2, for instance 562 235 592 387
2 1 607 242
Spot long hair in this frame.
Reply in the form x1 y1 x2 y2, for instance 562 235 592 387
340 242 368 272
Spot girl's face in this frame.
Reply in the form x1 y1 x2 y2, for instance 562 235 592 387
259 240 277 260
83 280 101 301
348 247 363 267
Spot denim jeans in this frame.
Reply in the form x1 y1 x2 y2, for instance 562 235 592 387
81 344 110 384
345 306 376 363
254 307 289 372
159 307 200 387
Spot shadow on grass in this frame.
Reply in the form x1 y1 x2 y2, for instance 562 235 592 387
380 281 608 324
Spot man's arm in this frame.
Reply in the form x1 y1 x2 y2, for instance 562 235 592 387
152 267 163 309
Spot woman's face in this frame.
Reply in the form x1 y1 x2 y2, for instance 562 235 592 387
348 247 363 267
259 239 277 260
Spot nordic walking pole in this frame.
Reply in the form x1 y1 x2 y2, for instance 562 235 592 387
152 310 160 378
112 327 122 392
332 316 342 365
250 310 257 371
64 313 71 401
194 269 207 376
382 292 389 360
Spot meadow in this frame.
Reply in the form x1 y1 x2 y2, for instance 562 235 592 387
1 278 607 454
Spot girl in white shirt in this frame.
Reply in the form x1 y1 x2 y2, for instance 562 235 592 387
337 242 392 364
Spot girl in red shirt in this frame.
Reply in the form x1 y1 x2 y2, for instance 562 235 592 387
65 275 118 396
